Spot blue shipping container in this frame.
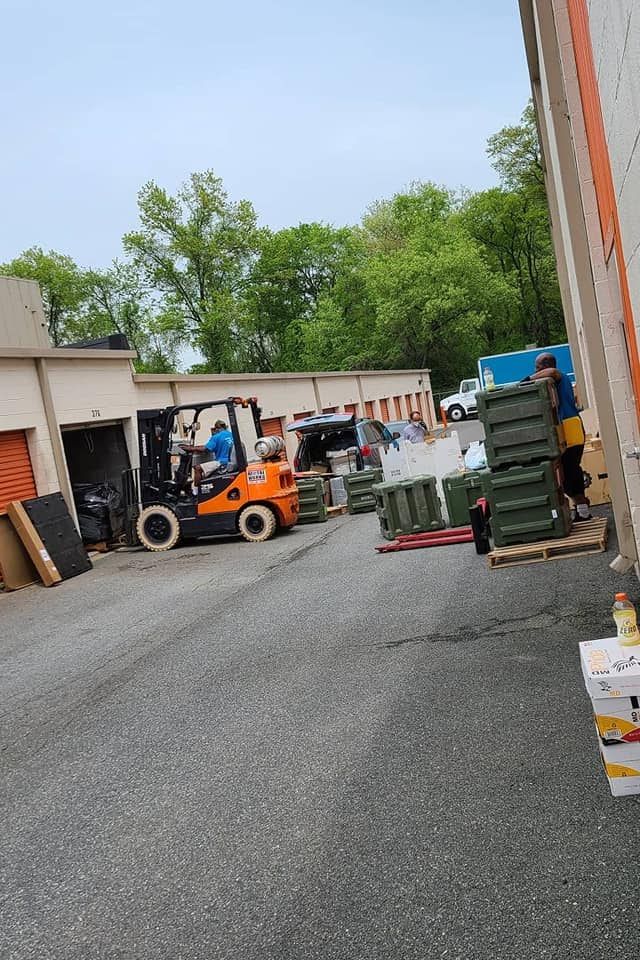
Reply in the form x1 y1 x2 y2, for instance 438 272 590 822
477 343 574 388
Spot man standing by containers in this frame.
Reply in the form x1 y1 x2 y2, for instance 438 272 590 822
522 352 592 521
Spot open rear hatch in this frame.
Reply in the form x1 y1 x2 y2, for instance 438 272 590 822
287 413 356 435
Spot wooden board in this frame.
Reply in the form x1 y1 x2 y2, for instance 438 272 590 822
327 504 348 516
0 515 39 590
487 517 608 569
7 501 62 586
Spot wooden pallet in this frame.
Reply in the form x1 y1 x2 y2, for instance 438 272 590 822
327 504 348 517
487 517 608 569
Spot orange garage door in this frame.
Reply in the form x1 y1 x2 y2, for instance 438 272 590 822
260 416 284 437
260 416 286 459
0 430 37 513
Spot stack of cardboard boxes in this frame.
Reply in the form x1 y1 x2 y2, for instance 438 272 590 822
579 636 640 796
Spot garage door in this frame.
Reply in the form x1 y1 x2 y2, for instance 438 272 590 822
0 430 37 513
344 403 358 417
260 417 284 438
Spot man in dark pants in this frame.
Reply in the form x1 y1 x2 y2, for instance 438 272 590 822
522 352 592 521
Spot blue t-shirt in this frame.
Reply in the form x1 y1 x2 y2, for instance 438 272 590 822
555 372 579 422
205 429 234 464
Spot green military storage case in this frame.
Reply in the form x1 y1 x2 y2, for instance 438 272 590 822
343 468 383 515
442 470 487 527
480 460 571 547
476 380 566 469
373 475 445 541
295 476 328 524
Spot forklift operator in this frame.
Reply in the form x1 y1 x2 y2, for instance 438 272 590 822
180 419 234 486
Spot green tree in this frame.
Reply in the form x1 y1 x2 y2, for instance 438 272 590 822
242 222 372 371
361 183 514 389
76 262 182 371
1 247 85 345
461 102 565 348
486 101 545 195
123 171 263 372
461 187 564 347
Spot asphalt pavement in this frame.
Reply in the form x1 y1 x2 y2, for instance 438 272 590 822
1 509 639 959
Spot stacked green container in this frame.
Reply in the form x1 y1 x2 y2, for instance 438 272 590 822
343 468 383 515
476 380 566 469
295 476 327 524
475 379 572 548
480 461 571 546
442 470 488 527
373 475 445 541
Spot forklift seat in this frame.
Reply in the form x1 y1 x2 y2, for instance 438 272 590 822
227 442 247 473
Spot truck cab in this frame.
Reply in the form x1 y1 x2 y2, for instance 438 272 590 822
440 378 480 422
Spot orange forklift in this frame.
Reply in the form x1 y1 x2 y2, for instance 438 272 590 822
122 397 298 551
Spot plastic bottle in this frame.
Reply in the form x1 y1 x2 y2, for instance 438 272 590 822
484 367 495 391
613 593 640 646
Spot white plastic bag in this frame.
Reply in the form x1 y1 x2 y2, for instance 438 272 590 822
464 441 487 471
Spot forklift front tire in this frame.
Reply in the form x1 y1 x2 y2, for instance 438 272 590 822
238 504 277 542
136 504 181 552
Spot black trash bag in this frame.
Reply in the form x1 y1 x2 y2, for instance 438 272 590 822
73 482 125 542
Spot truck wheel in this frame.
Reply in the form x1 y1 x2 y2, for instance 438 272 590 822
447 404 466 422
136 505 181 552
238 504 277 542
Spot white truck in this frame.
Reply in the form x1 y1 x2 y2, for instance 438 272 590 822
439 378 481 422
439 343 575 422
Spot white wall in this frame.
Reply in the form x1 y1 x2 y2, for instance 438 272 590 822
0 278 50 349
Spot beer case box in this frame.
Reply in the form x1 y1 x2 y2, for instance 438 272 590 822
579 636 640 699
599 740 640 796
592 695 640 743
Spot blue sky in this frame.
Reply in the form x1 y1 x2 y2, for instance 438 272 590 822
1 0 531 268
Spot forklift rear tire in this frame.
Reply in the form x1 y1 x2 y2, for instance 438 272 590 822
136 505 181 552
238 504 277 542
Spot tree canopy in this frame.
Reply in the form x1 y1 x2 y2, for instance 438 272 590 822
1 103 565 389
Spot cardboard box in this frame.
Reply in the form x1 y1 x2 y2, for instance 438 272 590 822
6 501 62 587
599 739 640 796
0 515 38 590
582 445 610 506
593 694 640 743
579 636 640 698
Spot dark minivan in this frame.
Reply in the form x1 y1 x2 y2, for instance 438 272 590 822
287 413 396 472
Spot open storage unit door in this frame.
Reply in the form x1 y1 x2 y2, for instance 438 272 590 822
61 421 132 545
0 430 37 512
62 422 131 490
